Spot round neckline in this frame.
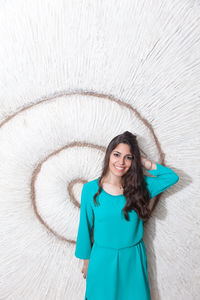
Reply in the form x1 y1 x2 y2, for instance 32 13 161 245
101 187 124 197
97 177 124 197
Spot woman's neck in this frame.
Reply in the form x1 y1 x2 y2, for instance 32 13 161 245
102 172 123 187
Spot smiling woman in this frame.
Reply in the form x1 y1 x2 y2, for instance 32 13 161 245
101 144 134 195
75 131 179 300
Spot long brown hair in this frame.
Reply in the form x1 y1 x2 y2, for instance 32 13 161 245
93 131 152 222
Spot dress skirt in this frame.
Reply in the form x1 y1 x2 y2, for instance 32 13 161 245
85 239 151 300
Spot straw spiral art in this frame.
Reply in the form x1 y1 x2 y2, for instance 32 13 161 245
0 1 199 299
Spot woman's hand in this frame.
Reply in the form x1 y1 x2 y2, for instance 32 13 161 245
140 155 156 170
81 259 89 279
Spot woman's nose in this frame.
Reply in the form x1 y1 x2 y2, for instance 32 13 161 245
119 157 125 164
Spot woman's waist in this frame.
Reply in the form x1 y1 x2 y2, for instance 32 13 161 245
93 237 143 250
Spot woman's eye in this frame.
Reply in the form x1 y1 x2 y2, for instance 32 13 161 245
127 156 133 160
113 153 132 160
114 153 119 157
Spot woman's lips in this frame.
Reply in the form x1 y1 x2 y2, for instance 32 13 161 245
115 166 125 171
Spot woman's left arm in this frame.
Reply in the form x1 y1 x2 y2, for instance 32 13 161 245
141 156 179 199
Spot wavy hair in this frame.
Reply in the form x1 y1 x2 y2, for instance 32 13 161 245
93 131 152 222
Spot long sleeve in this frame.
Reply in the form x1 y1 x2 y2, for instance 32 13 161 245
75 183 94 259
144 162 179 199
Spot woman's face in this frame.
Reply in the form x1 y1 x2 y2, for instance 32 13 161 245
108 143 133 177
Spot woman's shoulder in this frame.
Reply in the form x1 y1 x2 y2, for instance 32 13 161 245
83 177 99 192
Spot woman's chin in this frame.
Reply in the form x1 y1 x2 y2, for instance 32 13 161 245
112 168 126 176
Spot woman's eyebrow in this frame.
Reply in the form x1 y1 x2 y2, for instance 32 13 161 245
113 151 132 156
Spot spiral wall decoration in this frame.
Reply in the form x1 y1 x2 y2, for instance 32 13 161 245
0 1 200 299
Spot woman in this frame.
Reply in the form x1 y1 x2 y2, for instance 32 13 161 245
75 131 179 300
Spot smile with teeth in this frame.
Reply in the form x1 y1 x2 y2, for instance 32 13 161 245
115 166 125 171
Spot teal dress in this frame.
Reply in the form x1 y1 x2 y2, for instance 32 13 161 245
75 162 179 300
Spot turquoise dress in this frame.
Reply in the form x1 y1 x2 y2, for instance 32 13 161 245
75 162 179 300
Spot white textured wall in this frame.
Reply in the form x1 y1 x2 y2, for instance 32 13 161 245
0 0 200 299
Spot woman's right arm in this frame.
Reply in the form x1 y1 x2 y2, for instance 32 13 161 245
75 183 94 257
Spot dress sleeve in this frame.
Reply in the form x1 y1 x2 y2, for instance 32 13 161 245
144 162 179 199
75 184 94 259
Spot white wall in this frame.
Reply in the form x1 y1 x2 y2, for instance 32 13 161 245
0 0 199 299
